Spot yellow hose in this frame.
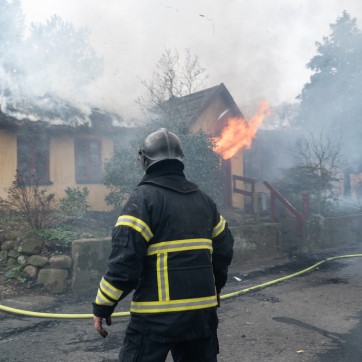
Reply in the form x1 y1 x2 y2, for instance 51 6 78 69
1 254 362 319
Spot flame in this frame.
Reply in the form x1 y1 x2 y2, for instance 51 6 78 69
213 100 271 159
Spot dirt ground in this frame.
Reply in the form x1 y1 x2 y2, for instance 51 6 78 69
1 244 362 361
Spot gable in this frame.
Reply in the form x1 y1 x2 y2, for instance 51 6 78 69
159 83 243 137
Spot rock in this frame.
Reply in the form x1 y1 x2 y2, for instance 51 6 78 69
1 240 20 251
28 255 48 268
18 239 44 255
24 265 39 279
0 230 5 244
5 231 21 241
37 268 68 293
17 255 29 266
49 255 72 269
0 250 8 263
6 258 19 269
8 249 19 259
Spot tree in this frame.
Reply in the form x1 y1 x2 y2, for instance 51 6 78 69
104 49 222 210
0 0 26 94
297 11 362 164
25 15 102 94
137 48 208 115
103 125 223 212
0 9 102 121
0 0 24 58
275 132 342 215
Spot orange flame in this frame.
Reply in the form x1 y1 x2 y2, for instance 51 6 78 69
213 100 271 159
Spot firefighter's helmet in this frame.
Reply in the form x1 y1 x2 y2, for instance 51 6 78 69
138 128 184 171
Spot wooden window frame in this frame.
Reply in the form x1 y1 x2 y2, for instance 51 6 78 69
74 137 102 184
17 133 51 185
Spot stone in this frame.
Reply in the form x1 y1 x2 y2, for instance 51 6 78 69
0 250 8 263
8 249 19 259
1 240 20 251
17 255 29 266
28 255 48 268
18 239 44 255
5 231 21 240
24 265 39 279
37 268 68 293
49 255 72 269
0 230 5 244
6 258 19 269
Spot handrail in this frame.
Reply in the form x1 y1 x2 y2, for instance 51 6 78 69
233 175 255 196
232 175 306 236
263 181 304 235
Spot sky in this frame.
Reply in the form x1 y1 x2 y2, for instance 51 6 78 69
20 0 362 120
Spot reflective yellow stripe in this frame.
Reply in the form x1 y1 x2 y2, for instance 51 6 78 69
115 215 153 242
164 254 170 301
95 290 114 306
130 295 218 313
100 277 123 300
156 254 162 301
147 238 212 256
212 215 226 238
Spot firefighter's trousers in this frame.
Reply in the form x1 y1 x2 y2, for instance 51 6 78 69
118 323 219 362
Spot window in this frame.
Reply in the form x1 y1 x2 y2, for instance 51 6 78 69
17 133 50 184
75 137 102 183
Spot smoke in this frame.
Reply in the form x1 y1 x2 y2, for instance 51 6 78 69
18 0 362 120
0 5 108 126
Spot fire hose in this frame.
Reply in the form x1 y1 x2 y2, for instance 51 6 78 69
1 254 362 319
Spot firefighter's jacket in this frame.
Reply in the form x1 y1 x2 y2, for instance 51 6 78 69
93 165 234 340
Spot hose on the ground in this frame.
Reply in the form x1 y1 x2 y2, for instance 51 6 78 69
1 254 362 319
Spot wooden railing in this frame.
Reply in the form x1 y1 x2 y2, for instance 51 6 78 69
233 175 308 236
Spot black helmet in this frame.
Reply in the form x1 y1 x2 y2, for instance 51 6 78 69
138 128 184 171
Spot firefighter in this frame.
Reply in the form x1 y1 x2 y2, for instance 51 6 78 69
93 128 234 362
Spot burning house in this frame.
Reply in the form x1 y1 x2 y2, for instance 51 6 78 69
0 83 269 213
158 83 270 209
0 106 135 212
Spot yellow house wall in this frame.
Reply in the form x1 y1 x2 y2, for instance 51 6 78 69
190 97 229 136
0 130 17 199
0 130 114 212
230 150 244 209
49 134 114 211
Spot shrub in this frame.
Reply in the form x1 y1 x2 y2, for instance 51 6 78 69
0 172 55 229
59 186 90 217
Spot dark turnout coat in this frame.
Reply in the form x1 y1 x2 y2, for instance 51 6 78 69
93 164 234 341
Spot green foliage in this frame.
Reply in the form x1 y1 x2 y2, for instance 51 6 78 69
0 173 56 229
103 141 144 212
180 131 223 205
297 11 362 165
104 121 223 210
5 265 26 283
34 227 81 245
59 186 90 217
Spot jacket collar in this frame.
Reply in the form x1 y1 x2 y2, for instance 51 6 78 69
139 162 199 194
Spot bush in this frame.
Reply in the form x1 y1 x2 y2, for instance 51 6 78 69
0 172 55 229
104 126 223 210
59 186 90 217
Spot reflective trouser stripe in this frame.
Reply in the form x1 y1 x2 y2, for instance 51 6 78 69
130 296 218 313
212 215 226 238
115 215 153 242
147 238 213 256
